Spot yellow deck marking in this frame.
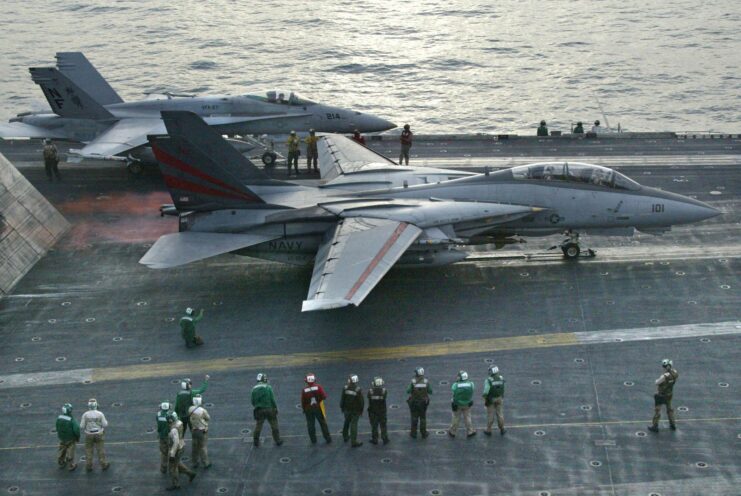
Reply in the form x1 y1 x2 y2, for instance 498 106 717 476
92 332 580 383
2 416 738 452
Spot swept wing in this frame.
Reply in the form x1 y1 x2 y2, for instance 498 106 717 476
302 217 422 312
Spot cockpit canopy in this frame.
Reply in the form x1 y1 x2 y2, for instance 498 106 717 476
244 90 314 106
511 162 641 191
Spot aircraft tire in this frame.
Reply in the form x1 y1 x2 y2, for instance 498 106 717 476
262 152 277 167
127 162 144 175
562 242 580 259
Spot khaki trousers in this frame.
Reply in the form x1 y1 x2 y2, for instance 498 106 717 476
191 429 209 467
159 438 169 472
57 440 76 468
84 432 107 469
486 397 505 432
169 448 195 488
449 406 475 435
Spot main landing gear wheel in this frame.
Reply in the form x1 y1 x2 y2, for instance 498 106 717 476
262 151 278 167
562 242 581 259
126 161 144 175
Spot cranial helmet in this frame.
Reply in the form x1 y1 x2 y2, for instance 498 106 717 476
290 130 296 135
309 129 315 134
181 378 192 391
88 398 98 410
540 120 546 126
414 367 424 377
577 121 583 125
305 374 316 384
661 358 672 368
373 377 384 387
161 402 170 411
489 365 499 376
256 372 267 383
404 124 410 130
193 394 203 407
167 411 178 423
185 307 194 316
62 403 72 415
458 371 469 381
349 374 359 384
595 120 600 125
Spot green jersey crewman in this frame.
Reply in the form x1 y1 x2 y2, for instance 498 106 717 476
180 307 204 348
483 365 506 435
448 371 476 438
175 375 209 434
251 372 283 447
56 403 80 471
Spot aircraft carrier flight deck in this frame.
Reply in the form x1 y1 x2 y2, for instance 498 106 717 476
0 133 739 496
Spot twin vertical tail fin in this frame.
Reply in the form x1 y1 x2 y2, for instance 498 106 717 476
55 52 124 105
29 67 114 120
149 111 283 211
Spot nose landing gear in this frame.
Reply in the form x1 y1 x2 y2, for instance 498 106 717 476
551 231 596 260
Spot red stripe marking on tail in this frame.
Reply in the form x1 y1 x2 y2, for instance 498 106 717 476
152 144 260 201
162 174 259 203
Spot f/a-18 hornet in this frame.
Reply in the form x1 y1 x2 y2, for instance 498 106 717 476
141 112 720 312
0 52 395 171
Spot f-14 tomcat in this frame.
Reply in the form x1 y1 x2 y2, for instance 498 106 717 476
141 111 720 311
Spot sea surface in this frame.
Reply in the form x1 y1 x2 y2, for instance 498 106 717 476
1 0 739 134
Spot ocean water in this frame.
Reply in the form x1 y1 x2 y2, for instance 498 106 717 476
0 0 739 134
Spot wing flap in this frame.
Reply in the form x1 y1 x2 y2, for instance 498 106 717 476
302 217 422 312
140 232 279 269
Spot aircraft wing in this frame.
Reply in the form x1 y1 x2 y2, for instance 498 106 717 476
0 121 67 139
317 134 398 180
302 217 422 312
140 232 279 269
70 118 165 159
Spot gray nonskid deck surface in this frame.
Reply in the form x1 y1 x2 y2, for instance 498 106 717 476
0 137 738 495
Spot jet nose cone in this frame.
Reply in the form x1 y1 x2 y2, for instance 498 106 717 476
354 113 396 132
678 197 721 223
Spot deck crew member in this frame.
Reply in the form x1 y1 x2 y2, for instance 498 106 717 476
187 395 211 469
301 373 332 444
648 359 679 432
286 130 300 176
180 308 204 348
573 121 584 134
406 367 432 438
157 402 172 473
166 412 196 490
591 120 602 133
367 377 389 445
399 124 413 165
43 139 61 181
304 129 319 173
351 129 366 145
537 120 549 137
175 375 210 435
449 371 476 438
483 366 506 436
340 374 364 447
56 403 80 471
80 398 110 472
251 372 283 447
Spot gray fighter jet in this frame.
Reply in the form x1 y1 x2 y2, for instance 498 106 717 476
140 112 720 312
0 52 395 171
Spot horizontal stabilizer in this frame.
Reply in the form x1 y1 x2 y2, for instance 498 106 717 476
140 232 279 269
317 134 397 180
0 122 66 139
